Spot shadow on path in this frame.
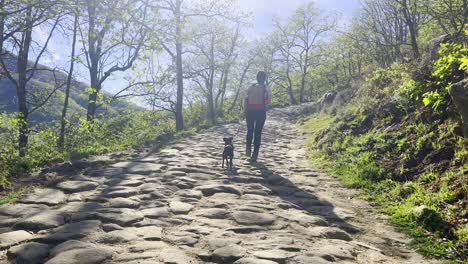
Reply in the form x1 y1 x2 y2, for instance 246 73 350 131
224 160 359 235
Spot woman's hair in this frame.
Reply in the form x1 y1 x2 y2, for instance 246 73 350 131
256 71 267 84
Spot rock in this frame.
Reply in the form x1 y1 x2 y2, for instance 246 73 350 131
449 79 468 137
0 230 33 249
141 207 170 218
286 212 329 227
139 183 160 193
89 167 124 177
56 181 99 193
135 226 162 241
108 197 141 208
177 190 203 199
166 231 198 246
96 229 139 244
169 201 193 214
195 184 242 196
232 211 275 226
194 208 229 219
58 202 103 213
253 250 291 263
207 238 241 250
159 248 194 263
128 241 168 253
45 248 113 264
293 255 331 264
104 188 139 198
166 170 187 177
212 244 246 263
49 240 94 257
0 204 49 217
418 34 453 79
67 193 83 202
14 210 64 231
36 220 101 243
113 251 160 262
227 226 266 234
308 227 352 241
0 215 17 227
124 162 165 174
94 208 144 226
17 189 67 206
321 90 338 105
234 257 278 264
7 242 49 264
110 179 143 187
311 241 357 261
102 223 123 232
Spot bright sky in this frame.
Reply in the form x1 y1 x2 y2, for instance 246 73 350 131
237 0 360 36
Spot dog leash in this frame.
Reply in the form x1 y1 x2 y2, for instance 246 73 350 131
234 118 243 139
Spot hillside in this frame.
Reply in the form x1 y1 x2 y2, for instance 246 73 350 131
300 35 468 261
0 52 140 125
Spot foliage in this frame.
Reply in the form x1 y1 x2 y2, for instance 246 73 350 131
300 41 468 259
0 110 175 189
423 42 468 111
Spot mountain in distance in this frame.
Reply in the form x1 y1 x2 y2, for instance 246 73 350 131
0 52 141 126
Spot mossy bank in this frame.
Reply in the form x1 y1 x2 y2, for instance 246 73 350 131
300 42 468 262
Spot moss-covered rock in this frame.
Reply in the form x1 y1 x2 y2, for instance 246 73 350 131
449 79 468 138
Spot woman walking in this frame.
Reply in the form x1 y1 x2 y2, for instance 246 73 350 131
243 71 272 162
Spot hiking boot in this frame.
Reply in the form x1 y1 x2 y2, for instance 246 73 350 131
250 149 259 162
245 145 252 157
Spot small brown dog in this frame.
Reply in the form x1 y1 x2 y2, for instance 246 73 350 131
222 137 234 169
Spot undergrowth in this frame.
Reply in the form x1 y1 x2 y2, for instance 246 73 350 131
0 110 175 194
300 44 468 262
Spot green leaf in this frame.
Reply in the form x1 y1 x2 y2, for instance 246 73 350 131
459 57 468 71
423 97 431 106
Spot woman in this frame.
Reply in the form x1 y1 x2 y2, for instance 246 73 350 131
243 71 272 162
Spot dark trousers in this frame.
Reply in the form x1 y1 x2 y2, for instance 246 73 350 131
246 110 266 152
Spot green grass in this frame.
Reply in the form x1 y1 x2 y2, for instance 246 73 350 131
300 113 467 262
0 191 21 205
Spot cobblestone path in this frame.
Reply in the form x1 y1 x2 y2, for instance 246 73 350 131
0 106 436 264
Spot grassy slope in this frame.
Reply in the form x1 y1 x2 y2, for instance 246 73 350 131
299 67 468 261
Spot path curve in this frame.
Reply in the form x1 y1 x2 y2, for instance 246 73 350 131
0 106 437 264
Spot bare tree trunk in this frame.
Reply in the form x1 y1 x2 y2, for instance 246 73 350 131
299 65 308 103
174 0 184 131
287 74 297 104
207 36 216 124
16 6 34 157
401 0 420 59
86 0 99 121
59 7 79 148
228 60 251 114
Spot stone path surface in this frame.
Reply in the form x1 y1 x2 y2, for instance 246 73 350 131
0 106 438 264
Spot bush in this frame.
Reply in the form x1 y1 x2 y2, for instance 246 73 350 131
0 110 175 188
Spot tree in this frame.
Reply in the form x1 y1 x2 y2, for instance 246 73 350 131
214 24 242 118
59 0 79 149
397 0 423 59
290 2 336 103
273 18 298 104
227 56 252 114
150 0 235 130
422 0 468 35
0 0 64 156
188 20 225 124
79 0 150 121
